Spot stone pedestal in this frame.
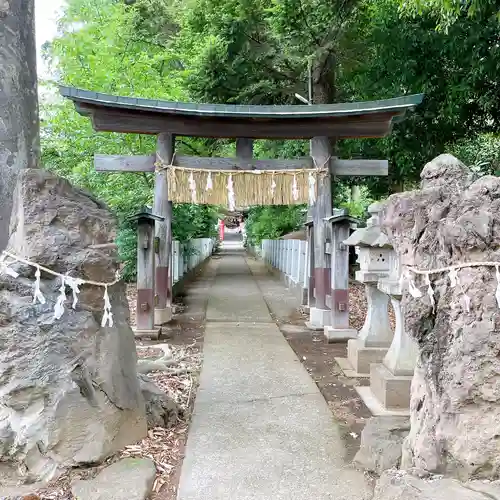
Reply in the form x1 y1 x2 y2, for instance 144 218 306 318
306 307 330 331
335 277 393 376
335 338 388 377
154 306 172 325
370 363 413 410
324 326 357 342
356 279 417 416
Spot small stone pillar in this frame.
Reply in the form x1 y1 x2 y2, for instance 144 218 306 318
356 249 418 415
335 203 394 376
323 209 359 342
131 210 163 340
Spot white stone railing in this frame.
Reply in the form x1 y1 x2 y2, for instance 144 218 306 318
261 239 308 302
172 238 215 284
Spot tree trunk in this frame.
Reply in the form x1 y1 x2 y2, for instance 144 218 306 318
307 50 336 222
0 0 40 251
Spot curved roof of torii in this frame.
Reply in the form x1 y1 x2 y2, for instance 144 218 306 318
60 86 424 140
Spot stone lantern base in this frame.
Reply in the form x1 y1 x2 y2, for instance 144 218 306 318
334 339 390 378
324 326 357 343
355 363 411 416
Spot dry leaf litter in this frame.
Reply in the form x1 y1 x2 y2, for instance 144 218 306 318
32 342 201 500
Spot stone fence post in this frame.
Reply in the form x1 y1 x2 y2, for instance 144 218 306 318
321 209 359 342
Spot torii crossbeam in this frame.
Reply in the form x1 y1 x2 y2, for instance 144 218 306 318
61 86 423 334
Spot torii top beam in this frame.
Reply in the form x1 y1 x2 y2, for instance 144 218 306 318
60 86 423 140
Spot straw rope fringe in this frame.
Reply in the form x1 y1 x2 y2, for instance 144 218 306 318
165 166 327 206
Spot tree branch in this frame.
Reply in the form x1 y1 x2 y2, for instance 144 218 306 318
298 0 322 47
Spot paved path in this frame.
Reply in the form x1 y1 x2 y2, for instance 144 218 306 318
177 248 371 500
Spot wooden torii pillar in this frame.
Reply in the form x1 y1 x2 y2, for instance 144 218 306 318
153 133 174 326
306 136 333 330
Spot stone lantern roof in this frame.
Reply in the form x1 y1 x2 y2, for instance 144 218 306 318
343 202 391 248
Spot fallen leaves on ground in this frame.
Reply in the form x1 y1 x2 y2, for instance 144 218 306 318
124 344 201 495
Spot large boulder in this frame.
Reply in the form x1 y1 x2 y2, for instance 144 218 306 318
353 417 410 475
0 170 146 484
382 154 500 479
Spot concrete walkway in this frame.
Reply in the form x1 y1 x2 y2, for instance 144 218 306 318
177 247 371 500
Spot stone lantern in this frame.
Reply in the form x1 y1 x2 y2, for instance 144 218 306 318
355 231 419 415
335 202 394 377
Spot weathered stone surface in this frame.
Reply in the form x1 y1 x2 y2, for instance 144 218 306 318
71 458 156 500
0 0 41 252
139 374 181 429
382 154 500 480
353 417 410 474
373 469 500 500
0 170 146 484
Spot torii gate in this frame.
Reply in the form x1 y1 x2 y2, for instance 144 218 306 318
61 87 422 333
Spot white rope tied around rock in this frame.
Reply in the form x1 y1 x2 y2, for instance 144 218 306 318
33 265 46 305
425 274 435 312
53 276 67 320
405 261 500 312
0 250 120 324
101 285 113 327
0 253 19 278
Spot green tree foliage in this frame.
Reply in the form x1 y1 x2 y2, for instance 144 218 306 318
450 134 500 177
341 0 500 193
398 0 500 29
41 0 217 279
174 0 365 106
245 205 307 247
41 0 500 260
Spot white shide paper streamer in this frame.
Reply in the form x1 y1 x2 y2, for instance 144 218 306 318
0 250 120 326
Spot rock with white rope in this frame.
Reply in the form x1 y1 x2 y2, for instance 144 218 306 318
382 154 500 480
0 169 146 485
